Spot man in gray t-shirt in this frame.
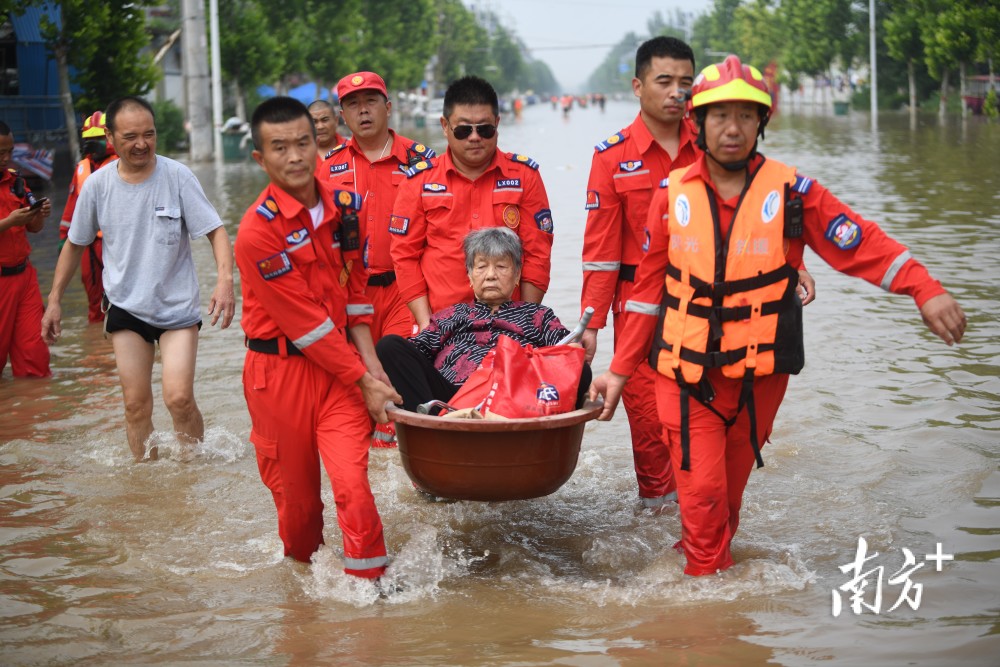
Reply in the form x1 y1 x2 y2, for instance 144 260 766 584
42 96 235 462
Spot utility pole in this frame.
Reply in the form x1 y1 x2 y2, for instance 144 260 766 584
210 0 223 163
182 0 213 161
869 0 878 130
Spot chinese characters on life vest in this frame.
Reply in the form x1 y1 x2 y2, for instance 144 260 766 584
833 536 954 617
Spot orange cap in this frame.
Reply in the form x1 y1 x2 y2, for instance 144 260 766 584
336 71 388 102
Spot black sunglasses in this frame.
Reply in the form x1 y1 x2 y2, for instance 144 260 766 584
450 123 497 140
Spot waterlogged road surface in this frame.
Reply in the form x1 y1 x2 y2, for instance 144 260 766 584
2 101 998 665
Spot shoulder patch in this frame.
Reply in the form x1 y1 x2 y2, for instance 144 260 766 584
389 215 410 235
534 208 554 233
825 213 862 250
332 189 363 211
324 143 348 160
405 159 433 178
659 178 669 189
585 190 600 210
409 141 436 159
256 251 292 280
511 154 539 170
793 174 814 194
255 196 279 221
595 131 626 152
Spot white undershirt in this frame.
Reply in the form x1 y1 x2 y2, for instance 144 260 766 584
308 200 324 230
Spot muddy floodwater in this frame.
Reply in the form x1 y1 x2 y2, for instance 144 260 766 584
2 100 998 666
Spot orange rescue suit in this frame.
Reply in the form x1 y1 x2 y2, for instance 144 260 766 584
653 158 804 468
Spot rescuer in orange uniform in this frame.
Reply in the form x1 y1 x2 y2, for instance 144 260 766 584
60 111 116 323
235 96 401 578
580 37 702 509
591 55 966 576
322 71 436 340
322 71 436 447
0 120 52 378
390 75 553 329
308 99 345 166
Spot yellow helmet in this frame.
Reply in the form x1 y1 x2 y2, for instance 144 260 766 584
690 55 771 110
81 111 108 139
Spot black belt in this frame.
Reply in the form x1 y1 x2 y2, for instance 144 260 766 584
246 337 305 356
0 260 28 277
367 271 396 287
619 264 637 282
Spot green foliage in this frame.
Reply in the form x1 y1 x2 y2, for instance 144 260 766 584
434 0 492 85
684 0 997 116
26 0 160 114
359 0 438 89
984 88 999 120
219 0 287 96
782 0 853 77
921 0 977 80
151 98 186 153
586 32 643 93
490 25 524 94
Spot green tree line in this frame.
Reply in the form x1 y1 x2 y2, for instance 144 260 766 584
6 0 558 151
587 0 999 117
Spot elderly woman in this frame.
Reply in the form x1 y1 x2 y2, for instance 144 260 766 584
377 227 590 412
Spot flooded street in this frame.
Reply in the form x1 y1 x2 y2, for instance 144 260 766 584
1 100 998 665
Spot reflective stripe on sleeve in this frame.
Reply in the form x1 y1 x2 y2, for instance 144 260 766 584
346 304 375 316
624 300 660 316
59 220 71 229
293 317 335 349
583 261 621 272
879 250 912 291
344 554 388 571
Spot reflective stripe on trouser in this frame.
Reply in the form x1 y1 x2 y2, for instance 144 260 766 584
366 279 415 340
0 262 51 378
654 369 789 576
243 351 387 577
82 238 104 323
612 279 675 500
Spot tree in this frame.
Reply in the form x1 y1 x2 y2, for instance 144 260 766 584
12 0 160 159
922 0 978 118
732 0 784 72
219 0 287 119
434 0 491 86
586 31 644 94
358 0 438 90
490 25 524 94
884 1 926 119
781 0 853 104
689 0 741 63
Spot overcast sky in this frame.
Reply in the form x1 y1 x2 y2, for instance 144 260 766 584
470 0 713 91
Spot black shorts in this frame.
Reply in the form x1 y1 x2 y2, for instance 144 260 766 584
104 303 201 344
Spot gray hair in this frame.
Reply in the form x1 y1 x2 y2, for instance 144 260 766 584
463 227 522 273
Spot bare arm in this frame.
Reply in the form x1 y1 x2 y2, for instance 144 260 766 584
407 295 433 332
206 226 235 329
519 281 544 304
41 241 87 344
349 323 390 385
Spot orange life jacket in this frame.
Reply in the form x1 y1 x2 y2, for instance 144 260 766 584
652 157 805 469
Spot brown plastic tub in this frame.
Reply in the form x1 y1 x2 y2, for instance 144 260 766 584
387 401 603 501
